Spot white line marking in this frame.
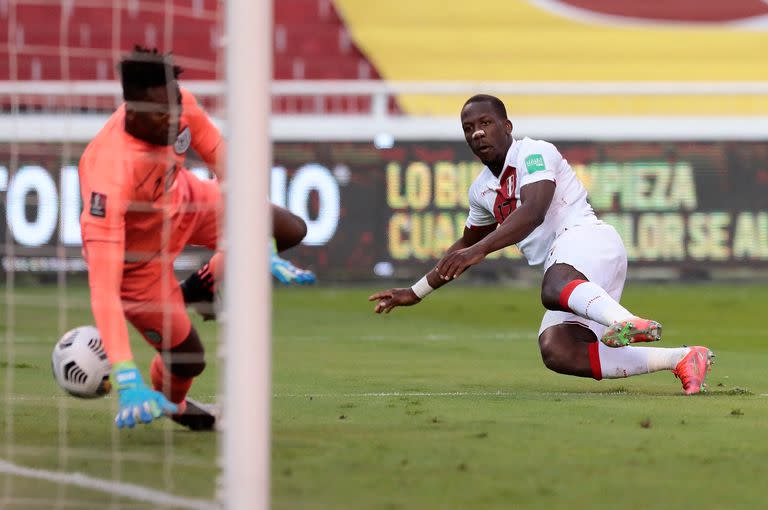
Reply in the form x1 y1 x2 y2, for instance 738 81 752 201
274 391 515 398
0 459 220 510
273 390 633 398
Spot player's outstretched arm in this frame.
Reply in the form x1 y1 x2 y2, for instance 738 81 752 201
85 240 177 428
437 181 554 280
369 224 496 313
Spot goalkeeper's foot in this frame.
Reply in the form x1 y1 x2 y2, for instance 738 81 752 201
172 398 217 431
271 254 316 285
600 317 662 348
673 346 714 395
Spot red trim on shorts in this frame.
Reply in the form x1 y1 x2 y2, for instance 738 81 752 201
558 279 587 310
588 341 602 381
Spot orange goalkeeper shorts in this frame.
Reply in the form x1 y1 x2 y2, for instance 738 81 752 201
121 170 221 350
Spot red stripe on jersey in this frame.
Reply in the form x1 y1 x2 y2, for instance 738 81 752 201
492 166 518 224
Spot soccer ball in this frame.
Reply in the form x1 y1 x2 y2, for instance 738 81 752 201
51 326 112 399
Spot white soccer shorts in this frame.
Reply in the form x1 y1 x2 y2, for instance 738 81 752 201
538 221 628 339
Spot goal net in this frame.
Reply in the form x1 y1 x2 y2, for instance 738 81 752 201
0 0 268 508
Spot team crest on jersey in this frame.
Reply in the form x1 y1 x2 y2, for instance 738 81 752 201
89 192 107 218
493 166 517 223
144 330 162 345
174 126 191 155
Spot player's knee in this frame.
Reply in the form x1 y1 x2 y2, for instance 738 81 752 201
280 216 307 251
293 214 308 241
172 355 206 379
168 328 206 378
273 207 307 251
538 335 564 373
540 279 560 310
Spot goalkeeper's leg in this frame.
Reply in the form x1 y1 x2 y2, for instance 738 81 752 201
124 282 215 431
150 327 216 431
180 252 222 321
181 204 314 317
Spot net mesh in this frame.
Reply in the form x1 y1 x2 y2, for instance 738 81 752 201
1 1 224 508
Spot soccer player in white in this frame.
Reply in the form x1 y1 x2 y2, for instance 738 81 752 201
369 94 713 394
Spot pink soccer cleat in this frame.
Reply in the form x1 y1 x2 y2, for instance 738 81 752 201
673 346 715 395
601 317 662 348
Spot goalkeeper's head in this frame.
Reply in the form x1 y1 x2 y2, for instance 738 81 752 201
119 46 183 146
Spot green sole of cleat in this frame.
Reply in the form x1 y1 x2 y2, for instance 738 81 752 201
600 320 662 348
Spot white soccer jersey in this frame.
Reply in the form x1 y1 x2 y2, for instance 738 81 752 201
465 137 597 267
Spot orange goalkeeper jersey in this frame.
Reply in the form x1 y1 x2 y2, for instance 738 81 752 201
78 88 222 363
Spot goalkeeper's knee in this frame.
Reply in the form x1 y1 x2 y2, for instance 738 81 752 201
162 327 206 378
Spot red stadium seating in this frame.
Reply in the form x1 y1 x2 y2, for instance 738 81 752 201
0 0 392 113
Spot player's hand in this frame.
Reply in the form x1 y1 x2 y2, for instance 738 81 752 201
436 246 486 280
113 361 178 429
368 288 421 314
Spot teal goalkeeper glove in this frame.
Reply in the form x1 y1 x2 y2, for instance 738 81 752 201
113 361 178 429
270 241 316 285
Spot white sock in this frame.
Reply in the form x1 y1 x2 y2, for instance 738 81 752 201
564 281 633 327
597 343 690 379
645 346 690 373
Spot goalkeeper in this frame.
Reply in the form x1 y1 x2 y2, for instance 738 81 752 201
79 47 227 430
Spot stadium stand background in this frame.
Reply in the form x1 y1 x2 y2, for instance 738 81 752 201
0 0 396 114
1 0 767 282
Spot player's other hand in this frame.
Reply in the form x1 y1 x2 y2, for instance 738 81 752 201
368 288 421 314
113 361 178 429
436 246 486 280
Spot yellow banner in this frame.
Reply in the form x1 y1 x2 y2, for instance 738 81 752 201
335 0 768 115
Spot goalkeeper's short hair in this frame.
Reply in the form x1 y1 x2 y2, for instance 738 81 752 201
119 45 183 101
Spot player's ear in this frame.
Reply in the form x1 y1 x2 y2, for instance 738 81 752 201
505 119 513 134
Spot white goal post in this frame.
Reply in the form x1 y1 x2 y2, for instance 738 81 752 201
222 0 271 509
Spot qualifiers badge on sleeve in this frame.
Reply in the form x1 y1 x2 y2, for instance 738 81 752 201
90 192 107 218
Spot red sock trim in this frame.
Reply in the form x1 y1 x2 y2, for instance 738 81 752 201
150 354 194 404
558 279 587 310
588 341 602 381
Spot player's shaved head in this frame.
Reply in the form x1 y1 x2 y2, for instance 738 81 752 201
462 94 507 120
119 46 183 101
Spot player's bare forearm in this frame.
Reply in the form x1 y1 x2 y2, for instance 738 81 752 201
436 181 554 280
369 226 494 313
431 225 496 286
425 238 469 288
476 181 554 255
474 204 544 255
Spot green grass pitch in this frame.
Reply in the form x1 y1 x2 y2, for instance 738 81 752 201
1 283 767 509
